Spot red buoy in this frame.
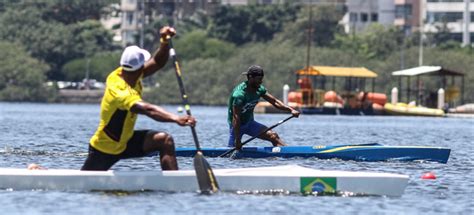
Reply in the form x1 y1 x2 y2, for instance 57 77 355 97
421 172 437 180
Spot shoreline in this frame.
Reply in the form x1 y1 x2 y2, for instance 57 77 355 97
57 89 104 103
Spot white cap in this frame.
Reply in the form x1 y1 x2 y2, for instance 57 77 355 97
120 46 151 72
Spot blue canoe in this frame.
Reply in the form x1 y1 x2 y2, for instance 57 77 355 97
175 143 450 163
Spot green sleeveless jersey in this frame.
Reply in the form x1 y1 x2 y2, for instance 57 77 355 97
227 81 267 125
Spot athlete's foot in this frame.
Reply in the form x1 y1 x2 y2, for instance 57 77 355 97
27 163 46 170
272 143 287 147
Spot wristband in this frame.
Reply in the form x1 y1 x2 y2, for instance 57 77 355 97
160 37 169 45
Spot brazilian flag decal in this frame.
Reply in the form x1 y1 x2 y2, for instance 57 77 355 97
300 177 337 194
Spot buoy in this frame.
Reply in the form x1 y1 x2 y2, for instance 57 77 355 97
437 88 445 110
391 87 398 105
283 84 290 105
421 172 437 180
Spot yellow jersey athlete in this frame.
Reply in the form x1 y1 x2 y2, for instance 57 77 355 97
81 26 194 171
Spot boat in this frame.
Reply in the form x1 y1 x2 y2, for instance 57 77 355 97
384 103 445 117
255 101 301 114
449 103 474 114
291 66 387 116
0 165 408 196
447 103 474 118
175 143 450 163
390 66 466 117
287 12 387 117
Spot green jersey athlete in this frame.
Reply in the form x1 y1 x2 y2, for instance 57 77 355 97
227 65 300 149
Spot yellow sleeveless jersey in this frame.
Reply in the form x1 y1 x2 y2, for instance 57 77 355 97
90 67 143 155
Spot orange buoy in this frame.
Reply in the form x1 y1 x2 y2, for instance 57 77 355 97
366 92 387 105
288 91 303 104
358 92 387 106
372 103 383 110
421 172 437 180
324 91 344 104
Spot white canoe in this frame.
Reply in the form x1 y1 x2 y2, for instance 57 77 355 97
0 165 408 196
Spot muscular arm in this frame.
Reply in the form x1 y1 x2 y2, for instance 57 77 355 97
142 43 170 78
141 26 176 78
232 105 242 149
263 93 300 117
130 101 195 126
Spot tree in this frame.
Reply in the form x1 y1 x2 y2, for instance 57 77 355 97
274 5 345 47
429 21 453 46
177 10 211 35
332 24 404 60
61 51 122 82
4 0 119 25
0 8 70 80
70 20 118 57
209 4 299 45
174 30 235 61
0 42 52 102
0 7 118 80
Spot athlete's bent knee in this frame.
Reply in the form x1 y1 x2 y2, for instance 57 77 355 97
164 135 175 148
154 133 175 150
267 130 279 140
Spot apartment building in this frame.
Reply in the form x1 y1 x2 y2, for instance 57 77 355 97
222 0 273 4
120 0 220 47
424 0 473 45
343 0 472 45
342 0 395 33
117 0 472 47
342 0 422 34
393 0 421 35
223 0 345 5
121 0 141 47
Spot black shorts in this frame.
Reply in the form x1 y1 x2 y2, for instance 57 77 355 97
81 130 150 171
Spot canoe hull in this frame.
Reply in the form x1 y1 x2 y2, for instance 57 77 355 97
0 165 408 196
384 103 445 117
176 144 450 163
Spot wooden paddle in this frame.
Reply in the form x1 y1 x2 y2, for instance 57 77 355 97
219 115 295 158
167 37 219 193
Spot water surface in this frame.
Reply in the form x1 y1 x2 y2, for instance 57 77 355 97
0 103 473 214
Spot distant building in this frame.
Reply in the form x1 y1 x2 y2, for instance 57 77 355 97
424 0 473 45
222 0 345 5
221 0 252 5
121 0 142 47
342 0 473 44
118 0 348 46
342 0 402 33
120 0 220 47
100 3 122 43
393 0 422 35
342 0 420 34
115 0 472 46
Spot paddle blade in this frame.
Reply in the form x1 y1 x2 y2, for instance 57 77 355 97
193 151 219 193
229 150 240 159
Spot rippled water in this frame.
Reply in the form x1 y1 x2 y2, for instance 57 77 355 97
0 103 473 214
